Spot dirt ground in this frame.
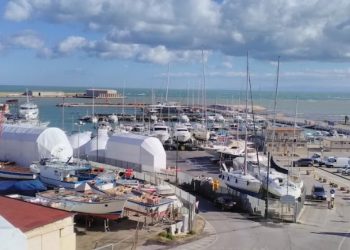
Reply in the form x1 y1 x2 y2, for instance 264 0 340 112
75 214 205 250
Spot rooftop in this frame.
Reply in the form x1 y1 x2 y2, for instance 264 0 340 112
0 196 73 232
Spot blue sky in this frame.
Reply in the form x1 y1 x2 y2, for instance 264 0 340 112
1 0 350 91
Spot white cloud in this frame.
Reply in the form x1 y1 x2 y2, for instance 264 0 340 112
4 0 32 21
9 30 44 49
4 0 350 62
57 36 88 54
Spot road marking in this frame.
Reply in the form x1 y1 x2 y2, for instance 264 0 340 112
337 229 350 250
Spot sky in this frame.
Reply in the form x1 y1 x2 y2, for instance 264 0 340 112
1 0 350 91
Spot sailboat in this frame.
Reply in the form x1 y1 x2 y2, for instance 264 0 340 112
259 169 301 198
192 51 210 141
258 58 302 199
220 53 262 196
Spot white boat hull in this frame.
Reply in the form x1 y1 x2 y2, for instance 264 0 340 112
39 176 86 189
0 171 37 180
193 130 210 141
36 191 126 216
125 199 173 216
221 171 261 196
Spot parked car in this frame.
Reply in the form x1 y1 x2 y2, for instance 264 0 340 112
214 195 237 211
324 157 350 168
341 166 350 175
311 153 325 166
311 185 327 200
293 158 314 167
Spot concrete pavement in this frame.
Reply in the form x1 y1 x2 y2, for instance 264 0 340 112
165 150 350 250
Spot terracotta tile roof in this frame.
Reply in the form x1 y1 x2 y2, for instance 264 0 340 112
0 196 73 232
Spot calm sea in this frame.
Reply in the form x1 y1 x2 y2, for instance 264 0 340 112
1 85 350 131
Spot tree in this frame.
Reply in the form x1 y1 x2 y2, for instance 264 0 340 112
345 115 349 125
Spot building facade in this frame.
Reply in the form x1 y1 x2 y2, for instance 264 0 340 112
85 88 122 99
322 137 350 153
265 127 308 157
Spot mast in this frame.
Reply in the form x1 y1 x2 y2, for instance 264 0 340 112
201 50 207 128
165 63 170 104
266 56 280 219
26 88 29 103
92 89 95 118
122 81 125 119
244 52 249 175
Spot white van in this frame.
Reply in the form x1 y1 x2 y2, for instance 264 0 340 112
324 157 350 168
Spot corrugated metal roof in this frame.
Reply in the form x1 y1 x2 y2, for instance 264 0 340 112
0 196 73 232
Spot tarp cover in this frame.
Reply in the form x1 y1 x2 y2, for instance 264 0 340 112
85 129 109 160
0 124 73 166
105 133 166 172
68 131 92 157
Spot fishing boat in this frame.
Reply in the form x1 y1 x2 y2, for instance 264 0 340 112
11 188 127 219
34 159 101 189
0 162 37 180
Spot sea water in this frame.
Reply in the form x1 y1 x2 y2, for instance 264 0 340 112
1 85 350 132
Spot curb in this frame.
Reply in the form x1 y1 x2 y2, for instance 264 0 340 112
170 215 217 250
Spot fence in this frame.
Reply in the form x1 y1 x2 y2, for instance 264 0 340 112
91 160 305 223
90 161 196 231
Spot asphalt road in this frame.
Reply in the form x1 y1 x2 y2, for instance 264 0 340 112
166 150 350 250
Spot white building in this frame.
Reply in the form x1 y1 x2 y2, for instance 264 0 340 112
0 125 73 166
105 134 166 172
0 196 75 250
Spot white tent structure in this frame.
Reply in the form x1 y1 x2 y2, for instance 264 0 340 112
68 131 92 158
85 129 109 161
105 133 166 172
0 124 73 167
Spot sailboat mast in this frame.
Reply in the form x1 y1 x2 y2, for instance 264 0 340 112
92 89 95 117
201 50 207 128
122 81 125 118
271 57 280 146
26 88 29 103
166 63 170 104
244 52 249 175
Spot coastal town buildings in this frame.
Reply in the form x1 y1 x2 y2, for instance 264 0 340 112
265 127 308 157
322 137 350 153
85 89 122 99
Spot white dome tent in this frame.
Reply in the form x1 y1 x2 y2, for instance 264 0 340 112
85 129 109 161
105 134 166 172
68 131 92 158
0 124 73 167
